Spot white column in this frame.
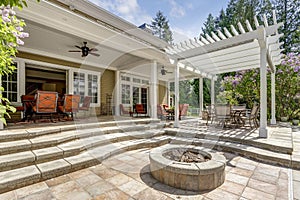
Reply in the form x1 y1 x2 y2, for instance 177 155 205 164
211 79 215 105
258 26 268 138
174 62 180 128
270 71 276 125
17 59 26 98
199 76 204 116
150 60 157 118
114 70 121 116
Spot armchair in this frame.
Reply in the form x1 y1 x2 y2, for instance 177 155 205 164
58 94 81 120
135 104 147 117
31 91 58 122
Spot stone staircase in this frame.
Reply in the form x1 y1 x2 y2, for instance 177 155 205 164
0 118 297 194
0 119 169 193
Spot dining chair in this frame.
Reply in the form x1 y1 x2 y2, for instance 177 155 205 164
120 104 133 117
157 104 169 120
79 96 92 116
31 91 58 122
241 103 259 128
58 94 81 120
215 104 232 128
205 104 216 125
20 95 35 122
179 104 189 120
135 104 147 117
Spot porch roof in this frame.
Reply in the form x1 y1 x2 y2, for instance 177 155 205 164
165 11 283 79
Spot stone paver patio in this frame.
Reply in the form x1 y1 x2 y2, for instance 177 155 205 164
0 147 294 200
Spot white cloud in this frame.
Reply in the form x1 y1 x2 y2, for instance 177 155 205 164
88 0 151 26
171 26 198 44
168 0 185 18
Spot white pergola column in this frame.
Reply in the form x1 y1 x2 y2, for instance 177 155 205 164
199 76 204 115
114 70 121 116
258 26 268 138
270 71 276 125
210 79 215 105
150 60 157 118
174 62 180 128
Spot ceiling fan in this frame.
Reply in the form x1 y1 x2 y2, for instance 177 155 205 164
161 66 172 75
68 42 100 57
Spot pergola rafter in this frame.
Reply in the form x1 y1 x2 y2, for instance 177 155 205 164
165 11 283 138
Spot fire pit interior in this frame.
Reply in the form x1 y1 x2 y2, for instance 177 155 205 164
150 145 226 191
163 149 211 163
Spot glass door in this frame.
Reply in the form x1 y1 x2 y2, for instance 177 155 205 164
132 86 140 111
141 88 148 114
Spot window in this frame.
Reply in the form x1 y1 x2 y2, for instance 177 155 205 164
88 74 98 103
121 84 130 104
73 72 85 101
121 75 130 82
73 71 99 104
142 80 149 85
133 78 140 83
132 86 140 105
2 64 18 102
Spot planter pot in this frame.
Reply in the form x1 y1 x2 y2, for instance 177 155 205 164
292 119 299 126
280 117 288 122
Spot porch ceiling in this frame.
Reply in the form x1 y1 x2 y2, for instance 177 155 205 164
166 11 283 78
17 0 171 72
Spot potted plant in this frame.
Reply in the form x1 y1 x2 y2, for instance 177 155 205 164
280 116 289 122
292 115 299 126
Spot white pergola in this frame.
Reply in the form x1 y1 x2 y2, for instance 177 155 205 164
165 11 283 138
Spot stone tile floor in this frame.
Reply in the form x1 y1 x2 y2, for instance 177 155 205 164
0 147 296 200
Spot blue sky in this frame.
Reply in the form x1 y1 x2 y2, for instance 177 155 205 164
89 0 230 43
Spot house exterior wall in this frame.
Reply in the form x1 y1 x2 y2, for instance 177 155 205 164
100 70 115 115
158 80 167 105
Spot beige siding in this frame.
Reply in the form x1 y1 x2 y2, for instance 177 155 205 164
158 80 167 105
100 70 115 115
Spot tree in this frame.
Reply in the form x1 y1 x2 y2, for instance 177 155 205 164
273 0 300 53
200 13 216 37
151 10 173 44
0 0 38 124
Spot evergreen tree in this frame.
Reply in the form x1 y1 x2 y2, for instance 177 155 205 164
151 11 173 44
273 0 300 53
200 14 216 37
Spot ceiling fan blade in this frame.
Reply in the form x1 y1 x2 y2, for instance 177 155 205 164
90 48 98 52
75 45 81 49
90 52 100 57
68 50 81 52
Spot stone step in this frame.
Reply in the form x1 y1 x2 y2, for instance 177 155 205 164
0 129 165 172
0 123 165 156
0 135 170 194
0 132 298 194
165 127 293 155
0 118 162 142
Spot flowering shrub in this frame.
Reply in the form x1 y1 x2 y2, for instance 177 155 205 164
217 53 300 120
0 3 29 124
276 53 300 119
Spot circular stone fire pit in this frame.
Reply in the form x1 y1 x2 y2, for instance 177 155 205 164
149 145 226 191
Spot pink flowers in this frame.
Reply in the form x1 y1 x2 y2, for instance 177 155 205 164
0 5 29 46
